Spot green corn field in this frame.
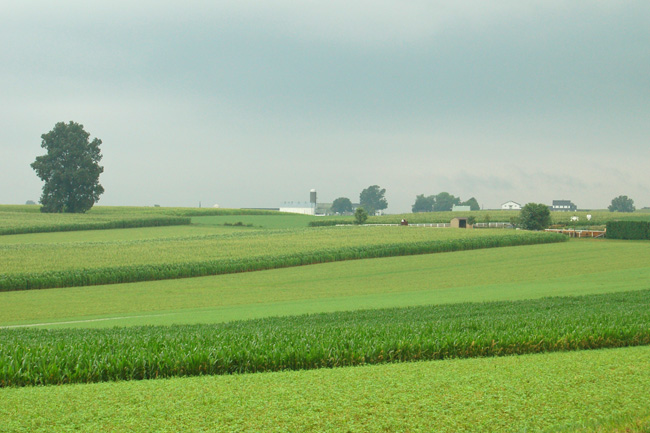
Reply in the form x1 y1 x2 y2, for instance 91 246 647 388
2 289 648 387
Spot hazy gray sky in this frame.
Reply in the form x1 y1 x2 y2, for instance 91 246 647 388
2 1 648 212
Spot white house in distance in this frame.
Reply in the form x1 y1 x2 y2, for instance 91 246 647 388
501 201 521 210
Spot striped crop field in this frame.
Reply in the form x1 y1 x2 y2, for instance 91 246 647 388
1 289 648 387
2 238 648 329
0 227 566 291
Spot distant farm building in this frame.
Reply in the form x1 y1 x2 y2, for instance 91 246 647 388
501 201 521 210
552 200 577 212
452 205 471 212
280 189 318 215
279 202 315 215
450 217 473 229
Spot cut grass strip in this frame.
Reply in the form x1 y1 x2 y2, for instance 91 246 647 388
1 289 648 387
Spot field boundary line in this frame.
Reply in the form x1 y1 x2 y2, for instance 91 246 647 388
0 312 179 329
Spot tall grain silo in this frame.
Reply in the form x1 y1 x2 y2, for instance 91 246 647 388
310 189 317 205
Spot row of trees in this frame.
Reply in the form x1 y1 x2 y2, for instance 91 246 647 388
330 185 388 216
331 188 482 216
412 193 479 213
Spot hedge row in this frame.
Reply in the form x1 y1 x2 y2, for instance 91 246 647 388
606 221 650 240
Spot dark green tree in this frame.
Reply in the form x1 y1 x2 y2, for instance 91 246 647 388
433 192 461 212
354 207 368 224
331 197 353 214
608 195 635 213
359 185 387 215
518 203 551 230
31 121 104 213
461 197 480 211
412 194 435 213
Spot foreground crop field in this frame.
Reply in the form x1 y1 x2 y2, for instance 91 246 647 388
2 346 649 432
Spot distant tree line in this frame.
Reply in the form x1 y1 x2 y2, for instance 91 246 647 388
330 185 389 216
412 193 480 213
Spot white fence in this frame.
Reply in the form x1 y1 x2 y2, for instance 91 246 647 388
473 222 513 229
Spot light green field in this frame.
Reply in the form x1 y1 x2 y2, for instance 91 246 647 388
2 239 648 328
0 205 290 235
191 213 315 229
1 346 648 432
0 224 251 244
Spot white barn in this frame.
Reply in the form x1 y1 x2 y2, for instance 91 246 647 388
279 202 315 215
501 201 521 210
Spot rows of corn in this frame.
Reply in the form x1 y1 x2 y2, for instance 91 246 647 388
0 230 567 291
1 289 648 387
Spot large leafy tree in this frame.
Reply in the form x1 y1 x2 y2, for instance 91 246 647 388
518 203 551 230
608 195 635 213
359 185 388 215
331 197 353 214
461 197 480 211
433 192 461 212
412 194 434 213
31 121 104 213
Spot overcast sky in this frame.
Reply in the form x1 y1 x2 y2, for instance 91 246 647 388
2 1 648 212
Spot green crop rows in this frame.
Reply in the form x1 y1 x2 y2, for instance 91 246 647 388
2 289 648 387
0 228 566 291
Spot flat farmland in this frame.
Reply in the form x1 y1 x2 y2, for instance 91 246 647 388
1 207 649 432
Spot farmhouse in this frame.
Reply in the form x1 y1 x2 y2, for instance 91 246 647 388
552 200 577 212
501 201 521 210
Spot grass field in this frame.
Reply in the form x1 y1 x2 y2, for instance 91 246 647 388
1 346 649 432
1 207 649 431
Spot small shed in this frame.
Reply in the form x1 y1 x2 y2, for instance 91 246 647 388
450 217 472 229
